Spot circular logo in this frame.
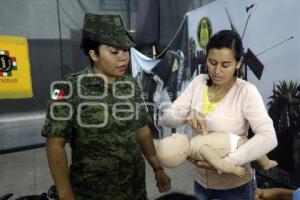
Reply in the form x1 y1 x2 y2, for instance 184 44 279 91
0 55 13 72
197 17 212 49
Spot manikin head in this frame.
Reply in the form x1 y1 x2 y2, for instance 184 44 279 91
157 133 191 168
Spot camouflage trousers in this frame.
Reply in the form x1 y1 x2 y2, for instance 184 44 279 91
70 157 148 200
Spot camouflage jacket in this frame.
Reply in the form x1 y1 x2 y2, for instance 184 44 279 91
42 66 151 200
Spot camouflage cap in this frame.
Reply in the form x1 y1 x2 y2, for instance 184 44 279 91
82 13 136 49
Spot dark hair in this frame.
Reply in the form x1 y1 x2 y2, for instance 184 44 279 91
80 38 101 64
155 192 198 200
206 30 244 85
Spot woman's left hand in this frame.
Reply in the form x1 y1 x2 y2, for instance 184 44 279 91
195 160 215 170
154 169 171 193
188 157 215 170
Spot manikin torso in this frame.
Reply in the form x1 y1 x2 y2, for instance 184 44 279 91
190 132 233 160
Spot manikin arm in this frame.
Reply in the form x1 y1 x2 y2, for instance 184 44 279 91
197 144 246 178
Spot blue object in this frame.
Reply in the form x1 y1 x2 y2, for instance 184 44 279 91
293 188 300 200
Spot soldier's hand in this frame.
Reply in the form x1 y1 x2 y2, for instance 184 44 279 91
255 188 264 200
154 169 171 193
255 188 291 200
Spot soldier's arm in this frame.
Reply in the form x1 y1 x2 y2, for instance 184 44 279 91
137 125 171 192
46 137 75 200
137 125 161 170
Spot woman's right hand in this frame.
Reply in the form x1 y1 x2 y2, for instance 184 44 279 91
186 110 208 134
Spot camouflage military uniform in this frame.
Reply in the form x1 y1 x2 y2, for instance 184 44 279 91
42 66 152 200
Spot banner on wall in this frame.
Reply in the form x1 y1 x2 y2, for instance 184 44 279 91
187 0 269 80
130 16 190 138
187 0 233 77
0 35 33 99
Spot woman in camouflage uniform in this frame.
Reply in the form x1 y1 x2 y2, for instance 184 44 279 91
42 13 171 200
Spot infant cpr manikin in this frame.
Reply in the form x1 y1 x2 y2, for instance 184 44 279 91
157 132 277 178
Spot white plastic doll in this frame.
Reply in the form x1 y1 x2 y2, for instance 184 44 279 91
157 132 277 178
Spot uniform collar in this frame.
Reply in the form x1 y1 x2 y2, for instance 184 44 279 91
78 65 105 87
82 65 124 87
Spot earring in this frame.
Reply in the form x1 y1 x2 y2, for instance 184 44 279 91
234 68 238 77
